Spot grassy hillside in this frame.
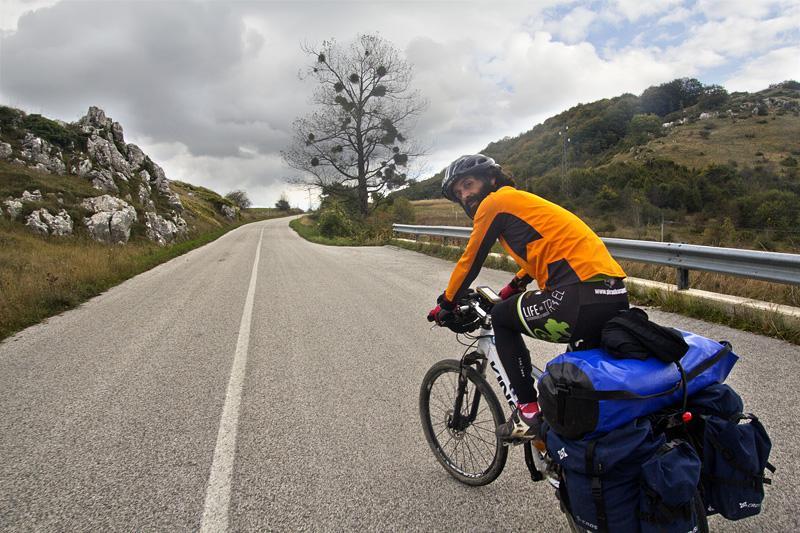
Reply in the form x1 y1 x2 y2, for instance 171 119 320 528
396 80 800 252
0 163 292 341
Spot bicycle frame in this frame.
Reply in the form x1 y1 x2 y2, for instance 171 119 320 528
470 325 544 409
456 321 550 480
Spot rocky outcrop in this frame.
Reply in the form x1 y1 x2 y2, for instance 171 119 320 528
87 169 118 193
2 105 196 245
127 144 145 170
148 160 183 212
3 199 23 218
77 106 113 134
145 212 187 245
87 133 130 179
25 208 73 236
0 142 12 160
3 189 43 219
81 195 137 244
19 134 66 175
138 181 155 211
220 204 237 220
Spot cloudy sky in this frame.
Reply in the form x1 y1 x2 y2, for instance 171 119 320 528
1 0 798 208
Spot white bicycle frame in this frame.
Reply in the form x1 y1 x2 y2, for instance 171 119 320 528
473 325 545 408
460 297 545 408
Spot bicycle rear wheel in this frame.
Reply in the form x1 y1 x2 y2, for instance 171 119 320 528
419 359 508 486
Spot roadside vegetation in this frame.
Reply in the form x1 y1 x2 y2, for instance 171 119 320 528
0 161 299 341
0 208 293 342
396 80 800 254
286 77 799 341
388 238 800 345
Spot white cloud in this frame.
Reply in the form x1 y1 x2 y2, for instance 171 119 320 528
1 0 798 207
0 0 59 31
610 0 686 22
724 45 800 92
545 6 597 43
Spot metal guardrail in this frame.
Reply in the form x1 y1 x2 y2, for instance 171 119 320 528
392 224 800 290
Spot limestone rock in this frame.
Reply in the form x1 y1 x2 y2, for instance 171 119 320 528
4 189 43 218
220 204 237 220
149 161 183 212
3 199 23 218
25 208 73 236
21 190 43 202
138 182 155 211
25 211 49 235
144 212 187 245
77 106 112 134
126 144 145 170
111 121 126 147
20 133 66 175
0 142 12 159
77 158 92 177
81 195 137 244
87 134 130 177
88 169 119 193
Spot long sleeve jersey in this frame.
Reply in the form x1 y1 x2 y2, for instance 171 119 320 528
444 186 626 302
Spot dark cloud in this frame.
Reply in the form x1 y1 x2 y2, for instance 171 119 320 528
1 1 282 157
2 0 796 207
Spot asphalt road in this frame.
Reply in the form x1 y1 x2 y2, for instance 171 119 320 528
1 217 798 532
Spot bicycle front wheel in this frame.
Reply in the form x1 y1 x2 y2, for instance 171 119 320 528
419 359 508 486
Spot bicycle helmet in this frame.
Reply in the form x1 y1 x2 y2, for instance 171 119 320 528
441 154 500 202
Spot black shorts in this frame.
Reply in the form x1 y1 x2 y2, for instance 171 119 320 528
498 278 629 349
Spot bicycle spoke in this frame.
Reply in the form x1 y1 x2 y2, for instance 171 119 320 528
463 431 492 466
461 434 481 473
465 427 498 450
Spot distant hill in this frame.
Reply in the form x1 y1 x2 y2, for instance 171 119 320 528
396 80 800 246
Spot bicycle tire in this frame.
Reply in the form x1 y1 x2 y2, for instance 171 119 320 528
419 359 508 486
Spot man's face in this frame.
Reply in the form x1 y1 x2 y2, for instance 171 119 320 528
453 175 493 216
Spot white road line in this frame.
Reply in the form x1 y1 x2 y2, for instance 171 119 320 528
200 227 264 533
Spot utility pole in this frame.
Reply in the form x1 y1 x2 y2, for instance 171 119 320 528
558 125 570 197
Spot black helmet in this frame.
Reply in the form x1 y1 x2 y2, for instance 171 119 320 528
441 154 500 202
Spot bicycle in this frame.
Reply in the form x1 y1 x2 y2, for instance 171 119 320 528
419 286 552 487
418 286 709 533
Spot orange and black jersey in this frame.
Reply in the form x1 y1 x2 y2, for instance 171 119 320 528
444 186 626 302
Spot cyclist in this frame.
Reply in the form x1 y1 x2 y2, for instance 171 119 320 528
427 154 629 440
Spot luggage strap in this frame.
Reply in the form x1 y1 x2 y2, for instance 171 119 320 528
586 441 608 533
639 485 693 524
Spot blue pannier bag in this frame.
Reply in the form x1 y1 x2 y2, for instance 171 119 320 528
538 331 738 439
546 418 666 532
700 414 773 520
639 440 703 532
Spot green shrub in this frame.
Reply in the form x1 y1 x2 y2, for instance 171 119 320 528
318 204 352 238
21 114 84 150
390 197 415 223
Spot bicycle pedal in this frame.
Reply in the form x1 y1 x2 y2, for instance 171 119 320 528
500 436 534 447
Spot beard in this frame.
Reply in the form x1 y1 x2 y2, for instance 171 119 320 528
461 180 495 219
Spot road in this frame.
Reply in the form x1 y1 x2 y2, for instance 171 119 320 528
1 217 798 532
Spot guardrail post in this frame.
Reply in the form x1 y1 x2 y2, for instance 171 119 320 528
676 268 689 290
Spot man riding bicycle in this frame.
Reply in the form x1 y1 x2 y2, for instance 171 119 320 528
427 154 629 440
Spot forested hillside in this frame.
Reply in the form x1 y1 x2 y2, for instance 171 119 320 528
397 79 800 250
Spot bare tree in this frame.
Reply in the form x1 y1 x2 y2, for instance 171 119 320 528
282 34 427 215
225 189 252 209
275 194 291 211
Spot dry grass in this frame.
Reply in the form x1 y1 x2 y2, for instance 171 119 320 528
612 114 800 170
0 212 292 341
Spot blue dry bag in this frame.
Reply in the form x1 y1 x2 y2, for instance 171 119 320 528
538 331 738 439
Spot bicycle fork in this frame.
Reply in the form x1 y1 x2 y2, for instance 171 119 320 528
448 364 483 432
